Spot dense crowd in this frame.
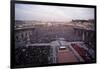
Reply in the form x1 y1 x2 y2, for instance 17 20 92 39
71 43 95 62
15 46 51 67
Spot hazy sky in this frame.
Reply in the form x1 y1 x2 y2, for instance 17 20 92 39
15 4 94 22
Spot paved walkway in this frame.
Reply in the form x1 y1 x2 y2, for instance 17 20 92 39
57 49 79 63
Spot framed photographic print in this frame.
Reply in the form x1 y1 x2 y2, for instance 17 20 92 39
11 0 96 68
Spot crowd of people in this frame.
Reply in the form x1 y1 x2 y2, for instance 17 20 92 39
15 46 51 67
71 43 95 62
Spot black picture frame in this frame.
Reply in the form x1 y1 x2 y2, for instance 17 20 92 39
11 0 96 68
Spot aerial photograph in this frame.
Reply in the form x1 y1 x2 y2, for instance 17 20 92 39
14 3 96 67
